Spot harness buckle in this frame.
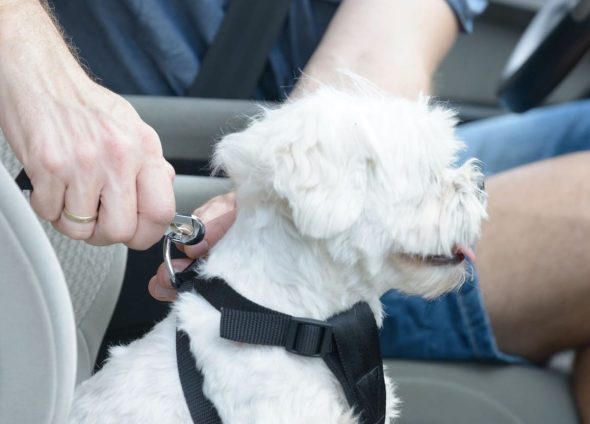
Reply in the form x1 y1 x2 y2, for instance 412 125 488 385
285 317 333 357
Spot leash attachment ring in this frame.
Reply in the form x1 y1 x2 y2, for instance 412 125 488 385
163 213 205 287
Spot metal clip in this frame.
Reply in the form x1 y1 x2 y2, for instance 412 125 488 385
165 213 206 245
163 213 206 286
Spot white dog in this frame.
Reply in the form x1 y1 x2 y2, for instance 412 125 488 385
70 78 487 423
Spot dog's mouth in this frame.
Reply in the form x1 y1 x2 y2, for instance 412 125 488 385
404 245 476 266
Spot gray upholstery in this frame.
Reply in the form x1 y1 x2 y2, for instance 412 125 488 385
0 163 77 424
128 96 260 162
174 175 232 214
386 360 578 423
0 138 127 384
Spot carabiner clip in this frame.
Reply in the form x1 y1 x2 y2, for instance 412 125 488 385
163 213 205 287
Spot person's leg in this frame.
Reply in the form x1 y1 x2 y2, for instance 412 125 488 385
456 99 590 175
477 152 590 419
575 345 590 423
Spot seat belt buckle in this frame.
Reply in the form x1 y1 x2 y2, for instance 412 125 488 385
285 317 333 357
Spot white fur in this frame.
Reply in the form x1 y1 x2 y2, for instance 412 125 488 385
70 76 487 423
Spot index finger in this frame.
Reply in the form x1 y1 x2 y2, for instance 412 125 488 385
127 162 176 250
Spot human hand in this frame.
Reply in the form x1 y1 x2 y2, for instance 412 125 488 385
148 192 236 301
0 0 176 249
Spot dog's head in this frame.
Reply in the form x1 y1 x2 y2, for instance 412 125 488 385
214 79 487 298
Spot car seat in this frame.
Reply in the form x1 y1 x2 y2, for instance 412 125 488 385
0 162 77 423
0 135 128 424
0 138 128 386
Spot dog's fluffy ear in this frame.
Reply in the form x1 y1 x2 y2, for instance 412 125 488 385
214 89 372 239
273 141 369 239
270 103 371 239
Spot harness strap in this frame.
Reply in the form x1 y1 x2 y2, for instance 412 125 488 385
176 269 334 357
323 304 386 424
176 330 222 423
174 264 386 424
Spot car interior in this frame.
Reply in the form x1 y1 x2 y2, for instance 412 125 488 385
2 0 589 422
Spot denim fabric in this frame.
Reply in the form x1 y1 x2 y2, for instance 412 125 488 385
379 100 590 362
380 263 523 363
50 0 484 99
446 0 488 32
457 100 590 175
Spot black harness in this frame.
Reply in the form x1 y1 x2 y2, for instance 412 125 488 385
172 265 387 424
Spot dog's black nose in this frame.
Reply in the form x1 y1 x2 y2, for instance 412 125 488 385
478 177 485 192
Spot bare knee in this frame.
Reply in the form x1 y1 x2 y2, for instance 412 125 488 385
574 346 590 423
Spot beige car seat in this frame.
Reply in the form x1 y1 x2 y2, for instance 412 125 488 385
0 161 77 423
0 138 128 385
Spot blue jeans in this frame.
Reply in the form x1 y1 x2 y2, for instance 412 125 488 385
379 99 590 362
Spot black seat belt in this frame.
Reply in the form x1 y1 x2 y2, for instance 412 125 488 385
185 0 291 99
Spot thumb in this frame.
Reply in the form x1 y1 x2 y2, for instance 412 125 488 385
182 209 236 258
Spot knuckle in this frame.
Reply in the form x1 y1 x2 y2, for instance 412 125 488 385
35 148 65 175
164 161 176 180
104 137 132 171
141 124 159 142
29 192 60 221
98 117 130 157
32 201 60 222
140 125 163 157
75 143 99 173
102 222 136 243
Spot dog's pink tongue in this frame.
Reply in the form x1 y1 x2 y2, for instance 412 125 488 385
457 245 477 263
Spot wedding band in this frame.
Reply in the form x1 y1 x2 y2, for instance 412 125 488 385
62 208 98 224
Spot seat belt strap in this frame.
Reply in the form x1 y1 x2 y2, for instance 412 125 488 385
185 0 291 99
15 169 33 191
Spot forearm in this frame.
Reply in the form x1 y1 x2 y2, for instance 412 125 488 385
0 1 89 100
0 0 78 63
295 0 459 98
0 0 95 158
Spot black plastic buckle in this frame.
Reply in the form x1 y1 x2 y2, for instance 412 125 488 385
285 317 333 357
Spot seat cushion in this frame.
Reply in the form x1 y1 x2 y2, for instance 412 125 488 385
1 136 127 383
385 360 578 423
